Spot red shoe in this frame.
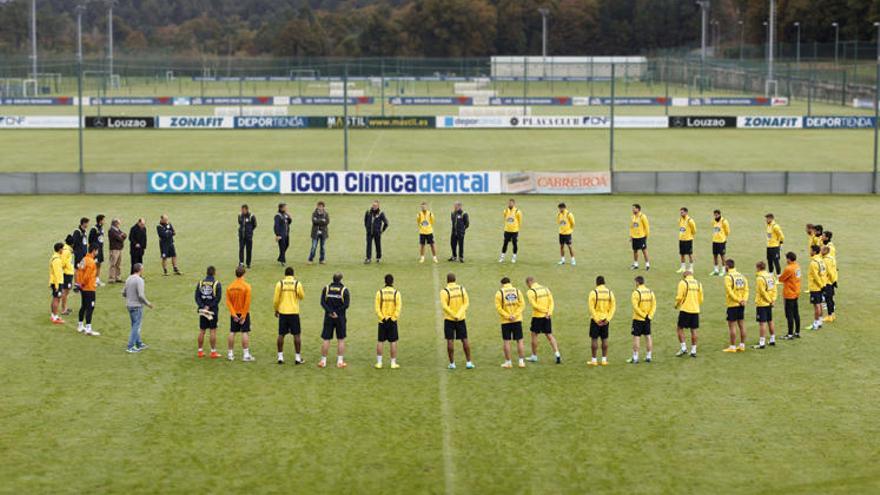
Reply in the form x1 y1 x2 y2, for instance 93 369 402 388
317 361 327 368
209 351 220 359
51 317 65 325
336 361 348 369
197 350 205 358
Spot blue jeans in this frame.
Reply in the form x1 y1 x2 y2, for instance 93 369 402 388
127 306 144 349
309 237 326 262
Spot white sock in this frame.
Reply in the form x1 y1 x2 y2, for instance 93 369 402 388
688 263 694 271
759 337 766 346
560 257 565 263
211 347 216 352
320 356 327 364
391 358 397 365
377 355 383 365
243 348 250 357
570 257 576 263
601 356 607 363
645 262 650 267
632 261 639 267
337 355 344 364
512 254 517 260
591 357 597 363
518 358 525 365
646 351 652 359
680 343 687 351
632 352 639 361
278 352 284 360
555 351 561 357
769 335 776 343
228 350 234 357
77 321 84 329
51 313 57 319
198 347 203 352
727 344 736 350
466 361 473 367
530 354 538 359
680 262 686 270
691 344 697 354
86 324 92 333
295 353 301 361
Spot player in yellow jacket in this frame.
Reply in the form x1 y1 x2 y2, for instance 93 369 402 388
753 261 778 349
627 276 656 364
525 277 561 364
821 230 836 259
273 266 305 364
765 213 785 275
630 204 650 270
821 245 838 323
588 276 616 366
375 274 402 369
495 277 525 368
499 199 522 263
440 273 473 369
807 245 827 330
677 207 697 273
49 242 65 324
60 236 76 316
710 209 731 276
417 202 438 264
722 259 749 353
674 271 703 357
557 203 576 266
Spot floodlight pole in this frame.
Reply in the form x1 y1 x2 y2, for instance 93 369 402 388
538 8 549 78
768 0 775 83
738 20 744 61
697 1 709 94
107 1 114 80
794 22 801 72
343 63 349 172
76 2 85 191
873 22 879 194
30 0 37 79
833 22 839 65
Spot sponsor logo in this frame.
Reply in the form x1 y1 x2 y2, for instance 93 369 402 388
738 116 802 129
85 116 156 129
281 171 501 194
669 116 736 128
390 97 472 106
159 116 233 128
803 116 876 129
0 115 79 128
234 116 308 129
503 172 611 194
324 116 434 129
148 171 280 193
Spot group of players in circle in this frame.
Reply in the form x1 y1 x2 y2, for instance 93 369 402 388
46 201 839 368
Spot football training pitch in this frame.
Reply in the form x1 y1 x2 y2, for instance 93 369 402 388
2 193 879 493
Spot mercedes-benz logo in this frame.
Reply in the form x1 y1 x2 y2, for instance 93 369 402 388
510 117 519 126
672 117 684 128
93 117 106 127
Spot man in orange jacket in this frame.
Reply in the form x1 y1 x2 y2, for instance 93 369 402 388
226 265 254 362
76 244 101 336
778 251 802 339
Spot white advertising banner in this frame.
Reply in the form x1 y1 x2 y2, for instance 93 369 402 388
502 171 612 194
280 171 502 195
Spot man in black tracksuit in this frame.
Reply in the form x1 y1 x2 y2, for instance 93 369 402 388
88 214 106 284
449 201 470 263
364 200 389 264
129 218 147 270
237 204 257 268
319 272 351 368
71 217 90 267
274 203 291 265
157 214 181 276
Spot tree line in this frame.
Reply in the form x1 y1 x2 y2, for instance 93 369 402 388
0 0 876 59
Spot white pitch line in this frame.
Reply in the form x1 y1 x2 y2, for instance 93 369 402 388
432 264 456 495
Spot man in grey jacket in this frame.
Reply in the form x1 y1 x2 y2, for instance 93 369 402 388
308 201 330 264
122 263 154 353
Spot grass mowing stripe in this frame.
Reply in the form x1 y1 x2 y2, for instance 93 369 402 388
432 263 456 495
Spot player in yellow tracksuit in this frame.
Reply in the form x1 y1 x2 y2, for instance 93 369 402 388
710 209 731 276
675 271 703 357
499 199 522 263
753 261 778 349
588 276 616 366
627 276 656 364
417 202 438 264
807 245 827 330
440 273 473 369
677 207 697 273
765 213 785 275
273 266 305 364
60 236 76 316
630 204 650 270
374 274 402 369
495 277 526 368
557 203 576 265
525 277 561 364
821 231 836 259
722 259 749 353
49 242 65 324
821 245 838 323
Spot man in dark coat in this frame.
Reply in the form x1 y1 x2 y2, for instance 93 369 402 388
449 201 470 263
274 203 292 265
364 200 389 264
309 201 330 264
237 204 257 268
129 218 147 271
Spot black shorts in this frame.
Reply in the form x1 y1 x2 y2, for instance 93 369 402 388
767 246 781 259
677 311 700 329
726 306 745 322
377 319 399 342
278 313 301 336
558 234 572 245
823 284 835 297
589 320 609 340
63 274 74 290
95 250 104 264
199 308 218 330
679 240 693 256
321 315 347 340
501 321 524 341
756 306 773 323
161 245 177 259
503 231 519 243
530 317 552 334
230 314 251 333
712 242 727 256
631 318 651 336
809 291 824 305
444 319 468 340
50 284 62 298
419 233 435 245
631 237 647 251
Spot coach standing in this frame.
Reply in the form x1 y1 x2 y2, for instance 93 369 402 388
449 201 469 263
129 218 147 271
274 203 292 265
157 214 181 276
309 201 329 264
88 214 106 285
71 217 90 268
108 218 126 283
364 200 389 264
237 204 256 268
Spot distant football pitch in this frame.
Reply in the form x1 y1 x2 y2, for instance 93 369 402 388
2 193 878 493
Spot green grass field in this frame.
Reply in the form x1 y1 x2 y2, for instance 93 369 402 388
2 194 879 494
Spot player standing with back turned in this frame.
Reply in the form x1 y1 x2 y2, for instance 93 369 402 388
274 266 305 365
195 266 222 359
374 274 402 369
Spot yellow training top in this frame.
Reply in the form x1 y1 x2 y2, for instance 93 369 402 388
766 221 784 247
712 217 731 243
61 244 75 275
631 285 656 321
273 276 304 315
557 210 575 235
417 210 435 235
375 286 402 322
679 215 696 241
823 254 837 285
630 212 649 238
440 282 469 321
755 270 778 307
495 283 524 323
49 252 64 286
723 269 749 308
588 284 616 323
675 275 704 313
807 255 827 292
526 283 554 318
503 207 522 233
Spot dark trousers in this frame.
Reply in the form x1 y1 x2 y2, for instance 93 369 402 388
277 237 289 263
766 247 781 275
366 233 382 260
451 233 465 258
823 285 836 315
239 237 253 267
784 298 800 335
130 249 144 270
502 232 518 254
78 290 95 324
